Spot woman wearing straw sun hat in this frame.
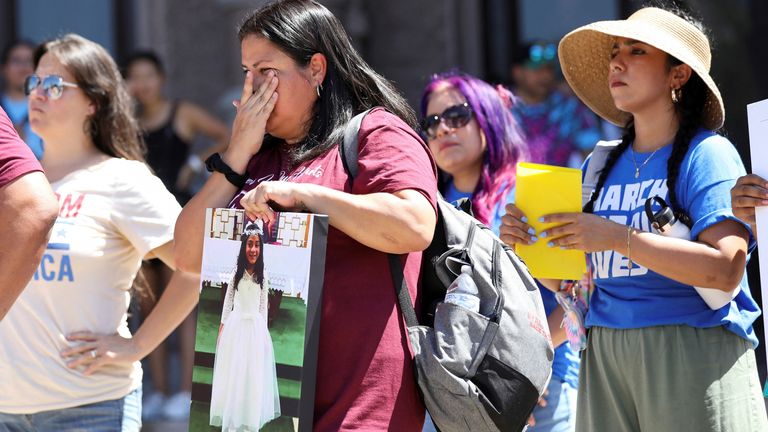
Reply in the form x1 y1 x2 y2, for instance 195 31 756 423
500 6 767 431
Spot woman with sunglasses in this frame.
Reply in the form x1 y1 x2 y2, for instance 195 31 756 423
420 72 526 232
124 50 230 421
0 34 199 431
420 72 579 432
501 7 766 430
174 1 437 430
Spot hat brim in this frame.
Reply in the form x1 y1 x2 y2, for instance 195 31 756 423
558 19 724 130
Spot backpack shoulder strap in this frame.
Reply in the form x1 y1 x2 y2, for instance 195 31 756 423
340 108 375 180
582 140 619 207
339 107 419 327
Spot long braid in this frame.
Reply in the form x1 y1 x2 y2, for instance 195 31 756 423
583 122 634 213
666 71 709 227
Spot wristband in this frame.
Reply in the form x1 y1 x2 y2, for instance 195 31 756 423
204 153 248 189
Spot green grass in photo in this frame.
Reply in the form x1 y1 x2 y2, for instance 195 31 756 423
191 285 308 430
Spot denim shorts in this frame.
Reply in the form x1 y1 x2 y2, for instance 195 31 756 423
0 386 142 432
528 379 577 432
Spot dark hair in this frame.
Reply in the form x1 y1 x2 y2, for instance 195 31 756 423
34 34 145 162
511 41 557 67
123 50 165 77
584 8 711 227
420 72 528 225
1 39 36 66
238 0 417 166
232 225 265 291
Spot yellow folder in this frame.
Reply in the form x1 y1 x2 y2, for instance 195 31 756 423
515 162 587 280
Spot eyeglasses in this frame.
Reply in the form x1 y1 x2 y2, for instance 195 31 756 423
421 103 473 140
24 74 79 100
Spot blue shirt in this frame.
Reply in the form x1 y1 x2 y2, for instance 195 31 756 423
585 130 760 347
444 182 581 385
443 182 511 234
1 95 44 160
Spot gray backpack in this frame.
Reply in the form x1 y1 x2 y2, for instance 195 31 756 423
341 109 554 432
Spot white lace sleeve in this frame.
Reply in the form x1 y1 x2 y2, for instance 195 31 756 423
221 276 235 324
260 274 269 325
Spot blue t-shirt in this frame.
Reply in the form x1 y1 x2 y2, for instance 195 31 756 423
0 95 44 160
443 182 512 234
444 182 581 384
585 130 761 347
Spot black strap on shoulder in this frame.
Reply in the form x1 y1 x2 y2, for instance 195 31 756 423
388 254 420 327
340 108 374 180
341 108 420 328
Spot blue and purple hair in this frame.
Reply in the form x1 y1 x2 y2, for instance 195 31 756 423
420 72 528 225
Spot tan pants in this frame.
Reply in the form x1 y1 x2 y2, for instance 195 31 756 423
576 325 768 432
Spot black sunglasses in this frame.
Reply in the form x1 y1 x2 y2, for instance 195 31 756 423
24 74 79 100
421 103 473 140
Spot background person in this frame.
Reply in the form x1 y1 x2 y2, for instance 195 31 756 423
420 71 578 432
1 40 45 159
124 49 230 421
510 41 601 168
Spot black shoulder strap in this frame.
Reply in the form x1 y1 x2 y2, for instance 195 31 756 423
340 108 419 328
340 108 374 180
388 255 420 327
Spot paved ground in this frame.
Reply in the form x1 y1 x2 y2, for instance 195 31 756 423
143 419 189 432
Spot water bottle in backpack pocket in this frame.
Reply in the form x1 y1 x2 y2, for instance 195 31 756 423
644 196 740 309
444 260 481 314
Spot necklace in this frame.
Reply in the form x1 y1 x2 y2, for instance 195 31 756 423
629 145 660 178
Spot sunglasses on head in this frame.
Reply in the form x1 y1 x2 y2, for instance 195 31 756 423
421 102 473 140
24 74 79 100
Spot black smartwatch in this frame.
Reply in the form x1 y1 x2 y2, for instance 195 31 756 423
205 153 248 189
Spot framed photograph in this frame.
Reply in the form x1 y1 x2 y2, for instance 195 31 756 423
189 209 329 432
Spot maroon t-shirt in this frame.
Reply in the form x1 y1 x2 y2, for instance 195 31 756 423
230 108 437 431
0 107 42 188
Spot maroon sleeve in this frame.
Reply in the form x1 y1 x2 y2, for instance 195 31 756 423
354 108 438 212
0 107 42 188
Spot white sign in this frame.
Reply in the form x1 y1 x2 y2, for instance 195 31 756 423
747 98 768 394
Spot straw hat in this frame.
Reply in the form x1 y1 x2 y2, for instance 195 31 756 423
558 7 724 129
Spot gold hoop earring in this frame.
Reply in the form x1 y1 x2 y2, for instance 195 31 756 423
671 87 679 103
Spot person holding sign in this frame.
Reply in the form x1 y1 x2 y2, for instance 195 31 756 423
174 1 437 430
501 6 766 431
731 173 768 236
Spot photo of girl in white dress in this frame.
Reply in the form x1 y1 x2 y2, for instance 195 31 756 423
210 223 281 430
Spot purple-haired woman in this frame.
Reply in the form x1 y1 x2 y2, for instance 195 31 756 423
420 72 579 432
420 71 526 232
